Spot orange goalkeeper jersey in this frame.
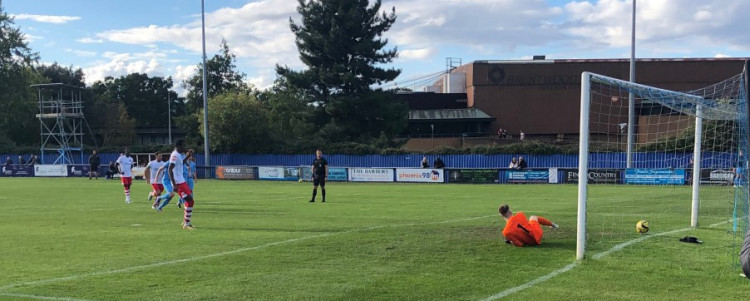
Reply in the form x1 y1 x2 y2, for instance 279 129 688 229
502 212 543 247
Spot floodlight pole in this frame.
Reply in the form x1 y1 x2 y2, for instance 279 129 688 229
201 0 210 167
626 0 636 168
168 93 172 145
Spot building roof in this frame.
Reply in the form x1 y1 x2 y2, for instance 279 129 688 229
409 108 494 121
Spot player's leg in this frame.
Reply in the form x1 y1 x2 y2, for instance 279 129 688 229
177 183 195 229
157 191 175 211
310 177 319 202
530 215 558 229
320 179 326 202
179 178 194 208
527 220 544 245
155 182 173 210
122 177 132 203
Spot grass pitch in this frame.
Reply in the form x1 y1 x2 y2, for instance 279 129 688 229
0 178 747 300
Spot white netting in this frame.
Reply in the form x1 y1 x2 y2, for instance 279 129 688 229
579 71 748 264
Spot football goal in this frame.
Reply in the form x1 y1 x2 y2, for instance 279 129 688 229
576 62 749 262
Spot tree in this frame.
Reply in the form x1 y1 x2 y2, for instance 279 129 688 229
35 63 85 87
0 3 41 146
182 40 249 114
179 40 250 146
200 91 273 153
276 0 405 143
90 73 182 128
91 102 136 146
257 78 316 153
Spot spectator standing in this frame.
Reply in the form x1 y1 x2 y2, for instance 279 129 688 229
497 128 503 139
434 157 445 169
518 156 528 169
519 130 525 141
421 156 430 168
18 156 26 165
502 129 507 139
27 155 38 165
5 157 13 167
89 150 101 180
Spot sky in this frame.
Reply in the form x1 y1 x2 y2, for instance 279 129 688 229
4 0 749 95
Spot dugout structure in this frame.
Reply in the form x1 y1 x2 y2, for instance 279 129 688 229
577 61 749 264
32 83 94 165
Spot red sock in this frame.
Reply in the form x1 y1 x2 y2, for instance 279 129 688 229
537 216 554 226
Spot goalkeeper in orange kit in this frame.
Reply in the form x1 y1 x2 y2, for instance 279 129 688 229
499 204 558 247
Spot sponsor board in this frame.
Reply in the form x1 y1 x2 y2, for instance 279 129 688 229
258 166 300 180
563 169 622 184
446 169 499 184
1 165 35 177
299 167 348 182
216 165 257 180
348 168 394 182
66 165 107 177
686 169 735 185
396 168 444 183
34 164 68 177
505 169 551 184
624 168 685 185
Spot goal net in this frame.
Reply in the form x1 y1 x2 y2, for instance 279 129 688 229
576 68 749 264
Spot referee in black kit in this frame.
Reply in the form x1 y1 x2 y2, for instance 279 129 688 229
309 149 328 203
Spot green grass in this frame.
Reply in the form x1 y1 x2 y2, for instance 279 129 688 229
0 178 747 300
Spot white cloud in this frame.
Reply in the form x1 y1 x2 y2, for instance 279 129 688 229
399 48 436 60
65 49 97 57
562 0 750 56
83 51 173 85
77 37 104 44
23 33 42 43
80 0 750 91
11 14 80 24
714 53 730 58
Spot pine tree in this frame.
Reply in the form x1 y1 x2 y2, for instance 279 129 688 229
277 0 406 143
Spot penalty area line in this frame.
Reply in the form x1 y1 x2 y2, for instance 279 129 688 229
0 215 494 292
481 219 731 301
0 292 93 301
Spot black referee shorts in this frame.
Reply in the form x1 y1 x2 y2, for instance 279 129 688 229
313 175 326 187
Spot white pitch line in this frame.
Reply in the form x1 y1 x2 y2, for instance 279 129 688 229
0 292 92 301
0 215 493 292
481 219 731 301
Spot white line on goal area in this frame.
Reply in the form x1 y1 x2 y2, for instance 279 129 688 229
0 215 495 294
481 219 731 301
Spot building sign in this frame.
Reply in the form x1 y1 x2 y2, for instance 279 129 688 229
624 169 685 185
348 168 394 182
447 169 499 184
396 168 444 183
216 166 257 180
563 169 622 184
1 165 35 177
505 169 551 184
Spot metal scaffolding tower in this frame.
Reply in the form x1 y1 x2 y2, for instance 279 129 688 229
32 83 91 164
